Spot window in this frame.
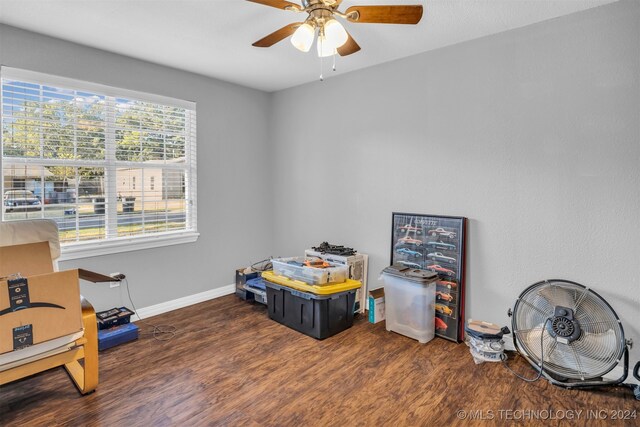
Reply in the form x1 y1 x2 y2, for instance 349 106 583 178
1 67 198 259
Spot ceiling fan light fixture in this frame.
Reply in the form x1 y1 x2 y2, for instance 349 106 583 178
291 22 315 52
249 1 424 57
323 19 348 49
316 34 337 57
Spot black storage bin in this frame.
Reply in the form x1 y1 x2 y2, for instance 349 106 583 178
264 281 356 340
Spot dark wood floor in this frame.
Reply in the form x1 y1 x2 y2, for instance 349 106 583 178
1 295 637 426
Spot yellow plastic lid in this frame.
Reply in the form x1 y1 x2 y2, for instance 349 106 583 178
262 270 361 295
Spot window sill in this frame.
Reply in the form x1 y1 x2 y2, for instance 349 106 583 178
59 231 199 261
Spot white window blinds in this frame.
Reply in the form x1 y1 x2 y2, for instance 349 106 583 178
1 67 197 254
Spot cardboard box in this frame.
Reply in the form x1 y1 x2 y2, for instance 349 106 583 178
0 241 114 355
368 288 385 324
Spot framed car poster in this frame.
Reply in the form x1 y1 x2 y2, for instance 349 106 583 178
390 213 467 342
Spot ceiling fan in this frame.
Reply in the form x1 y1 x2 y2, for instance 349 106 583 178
248 0 424 57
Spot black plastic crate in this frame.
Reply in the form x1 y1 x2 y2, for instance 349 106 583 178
264 281 356 340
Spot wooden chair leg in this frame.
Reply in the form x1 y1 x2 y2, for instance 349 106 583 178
65 297 98 394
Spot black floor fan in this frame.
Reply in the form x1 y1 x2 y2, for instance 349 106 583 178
507 279 639 399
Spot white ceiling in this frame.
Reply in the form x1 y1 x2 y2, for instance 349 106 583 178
0 0 618 92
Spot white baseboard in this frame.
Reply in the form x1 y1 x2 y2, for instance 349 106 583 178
131 283 235 321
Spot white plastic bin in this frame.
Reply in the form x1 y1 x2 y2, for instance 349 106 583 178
381 265 437 344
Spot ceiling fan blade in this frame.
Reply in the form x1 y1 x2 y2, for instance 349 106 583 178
345 5 423 24
252 22 302 48
246 0 302 12
337 32 361 56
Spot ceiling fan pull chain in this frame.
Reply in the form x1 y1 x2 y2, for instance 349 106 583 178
319 37 324 81
333 52 336 72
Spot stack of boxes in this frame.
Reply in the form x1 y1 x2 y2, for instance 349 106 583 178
96 307 138 351
262 257 362 340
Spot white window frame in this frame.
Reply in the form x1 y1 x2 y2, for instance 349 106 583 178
1 67 198 261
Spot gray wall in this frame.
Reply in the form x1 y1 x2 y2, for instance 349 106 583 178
1 1 638 362
270 1 640 359
0 24 274 310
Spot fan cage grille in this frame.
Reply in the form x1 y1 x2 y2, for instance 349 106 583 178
512 280 625 381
